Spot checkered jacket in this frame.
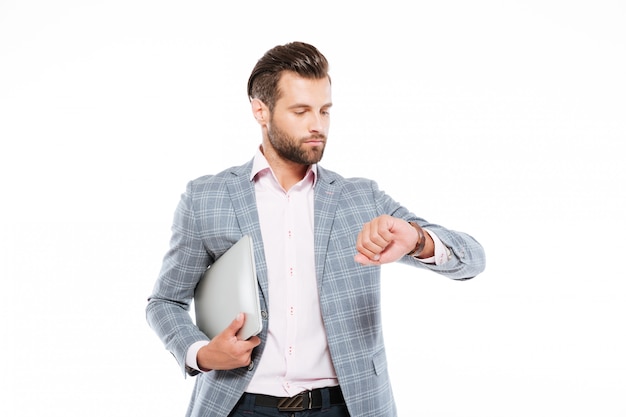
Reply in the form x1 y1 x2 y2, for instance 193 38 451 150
146 159 486 417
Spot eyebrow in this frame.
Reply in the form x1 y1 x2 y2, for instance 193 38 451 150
287 103 333 110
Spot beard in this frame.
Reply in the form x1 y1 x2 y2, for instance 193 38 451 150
267 120 326 165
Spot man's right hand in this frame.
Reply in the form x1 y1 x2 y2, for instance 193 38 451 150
196 312 261 371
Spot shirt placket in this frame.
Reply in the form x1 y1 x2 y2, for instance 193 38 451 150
283 192 298 393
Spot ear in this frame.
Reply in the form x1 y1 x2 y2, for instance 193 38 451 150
251 98 269 126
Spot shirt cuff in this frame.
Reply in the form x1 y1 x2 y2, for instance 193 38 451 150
417 229 451 266
186 340 210 372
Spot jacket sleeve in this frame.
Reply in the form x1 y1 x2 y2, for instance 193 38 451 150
372 181 486 280
145 180 211 376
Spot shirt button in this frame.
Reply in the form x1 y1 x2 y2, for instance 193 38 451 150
248 360 255 371
261 310 268 319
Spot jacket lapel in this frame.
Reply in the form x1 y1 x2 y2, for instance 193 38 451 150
225 161 270 306
314 166 341 291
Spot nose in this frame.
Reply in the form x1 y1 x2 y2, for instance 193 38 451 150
308 112 326 134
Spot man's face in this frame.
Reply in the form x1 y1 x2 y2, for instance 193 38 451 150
266 72 332 165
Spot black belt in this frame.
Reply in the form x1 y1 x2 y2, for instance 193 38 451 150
249 386 344 412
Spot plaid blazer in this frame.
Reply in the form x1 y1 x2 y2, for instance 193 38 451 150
146 159 485 417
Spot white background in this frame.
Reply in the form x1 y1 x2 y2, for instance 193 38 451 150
1 1 624 416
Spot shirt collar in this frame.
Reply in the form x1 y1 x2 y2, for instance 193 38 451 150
250 146 318 186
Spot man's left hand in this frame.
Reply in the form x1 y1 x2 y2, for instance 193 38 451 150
354 215 419 265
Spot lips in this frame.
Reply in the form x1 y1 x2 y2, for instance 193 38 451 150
304 136 326 145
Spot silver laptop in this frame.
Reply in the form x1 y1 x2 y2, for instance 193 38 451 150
194 235 262 340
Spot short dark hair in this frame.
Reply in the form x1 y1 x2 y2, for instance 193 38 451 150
247 42 330 111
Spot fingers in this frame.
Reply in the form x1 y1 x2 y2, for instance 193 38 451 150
355 231 381 263
356 216 394 263
355 215 417 265
198 313 261 371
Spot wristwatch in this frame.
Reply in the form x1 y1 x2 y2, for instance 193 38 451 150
407 221 426 257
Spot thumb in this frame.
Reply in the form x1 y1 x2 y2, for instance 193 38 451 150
225 312 245 335
354 253 378 265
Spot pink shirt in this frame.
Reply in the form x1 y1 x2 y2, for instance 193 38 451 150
244 150 338 396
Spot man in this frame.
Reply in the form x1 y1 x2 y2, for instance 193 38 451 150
146 41 485 417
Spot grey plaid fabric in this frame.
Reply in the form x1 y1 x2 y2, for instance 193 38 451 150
146 159 485 417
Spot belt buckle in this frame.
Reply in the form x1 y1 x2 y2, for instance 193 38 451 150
277 391 311 412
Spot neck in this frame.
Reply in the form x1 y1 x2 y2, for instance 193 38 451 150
260 144 309 191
